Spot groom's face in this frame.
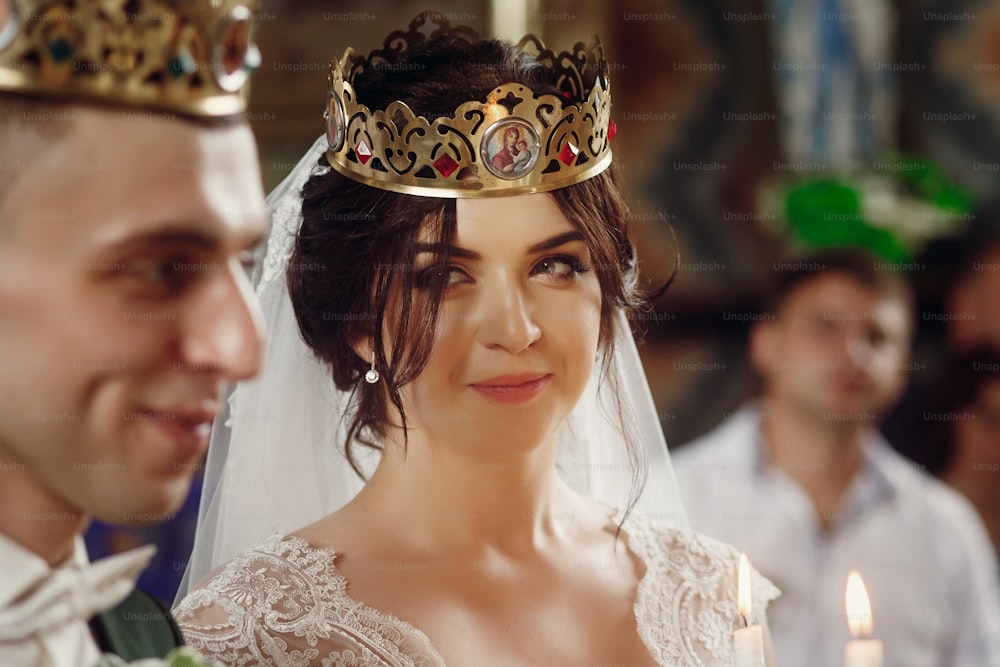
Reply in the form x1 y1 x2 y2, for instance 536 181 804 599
0 107 267 523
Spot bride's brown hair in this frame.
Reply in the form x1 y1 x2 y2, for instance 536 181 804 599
288 33 660 508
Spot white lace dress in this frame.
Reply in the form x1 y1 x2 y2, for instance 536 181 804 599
174 516 779 666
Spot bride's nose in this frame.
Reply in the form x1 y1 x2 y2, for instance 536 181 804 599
473 273 541 354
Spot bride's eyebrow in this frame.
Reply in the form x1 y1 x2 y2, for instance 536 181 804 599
412 230 585 259
526 230 584 253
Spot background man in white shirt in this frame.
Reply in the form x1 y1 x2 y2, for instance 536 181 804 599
675 248 1000 667
0 2 266 664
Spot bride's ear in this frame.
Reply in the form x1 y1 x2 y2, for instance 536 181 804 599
348 336 374 366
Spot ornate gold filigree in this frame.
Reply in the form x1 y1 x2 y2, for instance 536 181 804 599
325 11 615 198
0 0 260 117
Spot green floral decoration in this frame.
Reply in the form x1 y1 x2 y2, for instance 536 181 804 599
777 152 974 264
785 179 908 262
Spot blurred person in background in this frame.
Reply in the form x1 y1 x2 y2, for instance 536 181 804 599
894 346 1000 560
883 206 1000 475
938 226 1000 354
675 247 1000 666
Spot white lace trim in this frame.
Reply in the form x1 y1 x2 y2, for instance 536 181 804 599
175 517 779 666
626 517 779 665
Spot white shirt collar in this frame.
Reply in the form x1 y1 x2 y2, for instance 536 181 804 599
0 532 89 610
737 401 898 506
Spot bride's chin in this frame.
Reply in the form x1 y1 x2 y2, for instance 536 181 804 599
473 423 566 459
398 393 578 460
400 423 556 461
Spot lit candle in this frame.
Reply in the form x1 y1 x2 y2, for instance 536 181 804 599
844 571 883 667
734 553 765 667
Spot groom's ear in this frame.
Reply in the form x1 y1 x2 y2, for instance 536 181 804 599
749 319 777 377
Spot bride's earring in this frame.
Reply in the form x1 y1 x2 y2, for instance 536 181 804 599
364 353 380 384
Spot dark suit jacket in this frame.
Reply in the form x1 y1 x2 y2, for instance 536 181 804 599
89 588 184 661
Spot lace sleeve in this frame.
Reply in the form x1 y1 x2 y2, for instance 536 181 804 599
173 536 450 667
629 519 780 667
175 589 391 667
173 539 396 667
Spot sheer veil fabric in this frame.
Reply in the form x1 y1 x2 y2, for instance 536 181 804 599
176 136 689 603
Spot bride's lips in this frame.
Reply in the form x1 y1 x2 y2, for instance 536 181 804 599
469 373 552 404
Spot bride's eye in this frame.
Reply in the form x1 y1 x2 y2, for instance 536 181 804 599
531 255 592 282
414 265 471 289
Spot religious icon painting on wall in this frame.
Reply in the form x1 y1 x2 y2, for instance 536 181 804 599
481 118 539 179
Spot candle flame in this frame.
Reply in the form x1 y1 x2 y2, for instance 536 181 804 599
738 552 752 619
845 570 874 637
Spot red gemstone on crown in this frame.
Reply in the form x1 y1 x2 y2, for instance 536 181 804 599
608 118 617 141
432 154 459 178
558 142 580 166
355 140 372 165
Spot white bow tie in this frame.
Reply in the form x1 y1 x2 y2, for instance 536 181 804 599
0 544 155 642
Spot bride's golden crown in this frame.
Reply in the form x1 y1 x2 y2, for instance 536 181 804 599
0 0 260 117
325 12 615 198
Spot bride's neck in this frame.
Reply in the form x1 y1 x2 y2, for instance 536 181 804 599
357 432 578 556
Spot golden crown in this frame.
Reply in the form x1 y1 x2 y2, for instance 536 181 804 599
325 12 615 198
0 0 260 117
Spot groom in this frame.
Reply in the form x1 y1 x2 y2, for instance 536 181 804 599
0 1 266 664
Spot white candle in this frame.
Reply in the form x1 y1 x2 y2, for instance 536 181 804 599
844 571 883 667
734 553 766 667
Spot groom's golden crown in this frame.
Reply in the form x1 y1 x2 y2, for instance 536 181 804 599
325 11 615 198
0 0 260 117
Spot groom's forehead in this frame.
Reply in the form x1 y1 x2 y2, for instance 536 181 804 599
0 110 264 260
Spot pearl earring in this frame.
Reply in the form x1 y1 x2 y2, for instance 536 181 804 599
364 353 380 384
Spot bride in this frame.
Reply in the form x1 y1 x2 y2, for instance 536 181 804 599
174 13 777 666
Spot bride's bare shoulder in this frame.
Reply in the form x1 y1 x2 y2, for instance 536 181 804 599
287 503 382 554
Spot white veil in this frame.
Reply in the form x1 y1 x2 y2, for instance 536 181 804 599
176 135 688 603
